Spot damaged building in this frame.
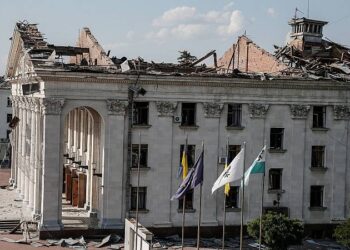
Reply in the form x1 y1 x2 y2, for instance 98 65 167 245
4 17 350 238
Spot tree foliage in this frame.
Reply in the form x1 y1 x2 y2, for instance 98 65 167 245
333 219 350 247
177 50 197 65
247 212 304 250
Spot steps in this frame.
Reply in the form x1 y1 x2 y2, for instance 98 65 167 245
0 220 21 232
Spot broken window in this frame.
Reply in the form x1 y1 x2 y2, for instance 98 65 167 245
226 186 240 208
132 144 148 168
180 145 196 169
7 114 12 123
269 169 282 190
133 102 149 125
313 106 326 128
7 97 12 107
227 104 242 127
311 146 325 168
310 186 324 208
181 103 196 126
131 187 147 210
228 145 241 162
270 128 284 150
178 189 193 210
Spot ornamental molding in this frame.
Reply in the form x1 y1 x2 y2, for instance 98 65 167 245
289 105 310 119
106 99 128 116
202 102 224 118
155 101 177 117
333 105 350 120
40 98 65 115
248 104 269 118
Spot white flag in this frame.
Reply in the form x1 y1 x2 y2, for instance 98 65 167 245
212 148 245 194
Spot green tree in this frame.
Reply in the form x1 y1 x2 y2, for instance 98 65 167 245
247 212 304 250
177 50 197 65
333 219 350 247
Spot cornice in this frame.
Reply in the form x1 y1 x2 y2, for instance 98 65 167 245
31 72 350 91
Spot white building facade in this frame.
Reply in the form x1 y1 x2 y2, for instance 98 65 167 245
5 22 350 237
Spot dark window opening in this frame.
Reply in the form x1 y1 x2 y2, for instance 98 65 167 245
227 104 242 127
269 169 282 190
181 103 196 126
131 187 147 210
133 102 149 125
7 114 12 123
228 145 241 162
180 145 196 169
310 186 324 208
226 186 240 208
7 97 12 107
313 106 326 128
178 189 193 210
311 146 325 168
132 144 148 168
270 128 284 150
6 130 11 140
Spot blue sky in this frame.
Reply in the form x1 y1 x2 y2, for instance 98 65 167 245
1 0 349 75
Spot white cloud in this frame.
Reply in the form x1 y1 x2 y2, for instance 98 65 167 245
267 7 276 17
171 24 207 40
223 2 235 11
146 28 170 42
152 6 196 27
217 10 244 36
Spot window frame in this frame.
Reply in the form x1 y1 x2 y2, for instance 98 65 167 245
310 185 324 208
6 114 12 124
7 97 12 107
178 189 194 210
311 146 325 168
180 144 196 169
227 104 242 127
225 186 240 209
228 145 241 163
270 128 284 150
312 106 326 128
131 144 148 168
181 103 196 126
133 102 149 126
130 186 147 210
269 168 282 191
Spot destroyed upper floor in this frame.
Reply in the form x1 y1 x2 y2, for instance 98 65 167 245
5 18 350 82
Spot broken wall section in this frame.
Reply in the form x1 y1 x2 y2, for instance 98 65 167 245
71 28 114 66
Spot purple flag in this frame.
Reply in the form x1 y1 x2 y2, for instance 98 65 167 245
171 150 204 200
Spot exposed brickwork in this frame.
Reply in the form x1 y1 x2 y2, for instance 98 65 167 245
218 35 287 75
70 28 114 66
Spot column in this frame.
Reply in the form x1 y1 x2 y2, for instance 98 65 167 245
100 99 128 229
20 98 27 199
10 96 18 186
39 98 65 231
33 107 42 217
16 98 23 194
24 98 31 204
28 98 38 210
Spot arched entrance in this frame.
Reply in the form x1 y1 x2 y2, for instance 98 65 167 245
62 106 104 228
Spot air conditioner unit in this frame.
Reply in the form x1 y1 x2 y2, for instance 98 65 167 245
173 116 181 123
218 157 227 164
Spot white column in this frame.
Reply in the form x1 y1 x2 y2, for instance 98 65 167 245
39 98 65 231
29 98 37 209
20 99 27 199
24 99 31 204
33 108 42 217
10 97 18 186
16 100 23 194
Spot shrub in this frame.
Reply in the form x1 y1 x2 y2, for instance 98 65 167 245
333 219 350 247
247 212 304 250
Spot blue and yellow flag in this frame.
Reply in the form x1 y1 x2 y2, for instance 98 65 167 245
181 150 189 180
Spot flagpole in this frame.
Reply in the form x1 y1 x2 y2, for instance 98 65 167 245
196 141 204 250
222 137 229 250
240 142 246 250
259 172 265 250
181 135 188 250
135 132 141 250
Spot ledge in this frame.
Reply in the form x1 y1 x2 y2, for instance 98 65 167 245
311 127 329 132
268 148 287 153
177 208 196 213
309 207 327 211
132 125 152 129
226 207 241 212
129 209 150 214
179 125 199 130
226 126 245 130
310 167 328 172
131 167 151 171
